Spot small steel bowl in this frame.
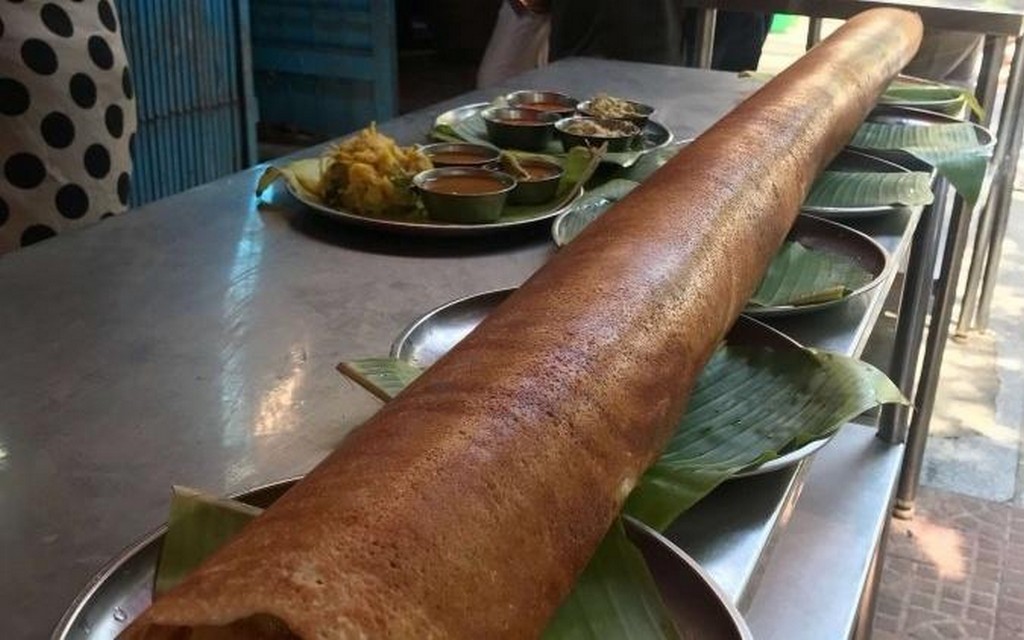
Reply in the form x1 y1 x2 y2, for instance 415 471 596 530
481 107 560 152
413 167 516 224
577 97 655 127
505 90 579 118
421 142 501 168
555 116 641 153
508 158 564 205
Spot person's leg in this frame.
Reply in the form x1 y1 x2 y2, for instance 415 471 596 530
711 12 774 72
477 3 551 88
550 0 688 65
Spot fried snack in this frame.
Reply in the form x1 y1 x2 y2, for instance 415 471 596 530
320 124 431 216
121 9 922 639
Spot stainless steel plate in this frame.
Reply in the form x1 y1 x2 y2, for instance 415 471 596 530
849 104 995 169
800 149 916 220
54 479 751 640
435 102 674 167
390 288 511 368
744 214 891 318
286 181 583 237
390 289 833 477
878 74 966 116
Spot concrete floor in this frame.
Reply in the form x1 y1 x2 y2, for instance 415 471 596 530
925 197 1024 507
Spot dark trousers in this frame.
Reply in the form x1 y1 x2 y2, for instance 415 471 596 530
549 2 772 72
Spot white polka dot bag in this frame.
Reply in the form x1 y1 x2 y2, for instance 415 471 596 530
0 0 137 254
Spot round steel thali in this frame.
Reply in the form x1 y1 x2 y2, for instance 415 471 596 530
286 180 584 237
742 214 891 319
54 479 751 640
434 102 674 167
850 104 995 170
390 288 832 478
801 148 919 220
878 74 967 116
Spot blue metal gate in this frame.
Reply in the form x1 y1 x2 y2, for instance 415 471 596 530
249 0 397 138
119 0 257 206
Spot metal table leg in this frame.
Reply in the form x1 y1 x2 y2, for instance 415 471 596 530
976 48 1024 329
895 36 1024 516
894 191 976 518
958 36 1023 334
877 182 949 445
696 9 717 69
806 17 823 51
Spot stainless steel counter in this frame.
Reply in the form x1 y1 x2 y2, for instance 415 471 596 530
0 58 907 639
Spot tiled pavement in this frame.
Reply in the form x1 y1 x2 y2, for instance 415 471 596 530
873 487 1024 640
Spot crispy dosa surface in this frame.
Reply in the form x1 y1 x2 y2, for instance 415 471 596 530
122 9 923 639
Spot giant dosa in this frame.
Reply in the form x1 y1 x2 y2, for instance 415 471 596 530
122 9 923 639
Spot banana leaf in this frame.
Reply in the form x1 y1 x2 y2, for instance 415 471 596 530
739 71 982 118
624 346 905 530
256 158 323 200
749 241 874 308
153 486 262 596
849 121 992 205
543 519 680 640
338 345 903 533
881 81 983 119
338 358 423 401
154 489 679 640
804 171 934 208
433 107 649 168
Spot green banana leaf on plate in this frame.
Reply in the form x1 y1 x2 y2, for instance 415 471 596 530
880 79 982 118
340 345 903 533
748 241 875 308
804 170 934 209
740 71 981 118
849 121 992 206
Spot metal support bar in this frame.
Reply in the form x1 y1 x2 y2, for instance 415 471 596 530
894 192 975 518
696 9 717 69
976 39 1024 329
958 36 1022 334
852 499 896 640
805 17 823 51
877 182 949 444
234 0 257 167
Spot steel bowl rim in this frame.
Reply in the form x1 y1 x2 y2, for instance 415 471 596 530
413 166 518 197
481 106 561 127
505 89 580 111
419 142 502 165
